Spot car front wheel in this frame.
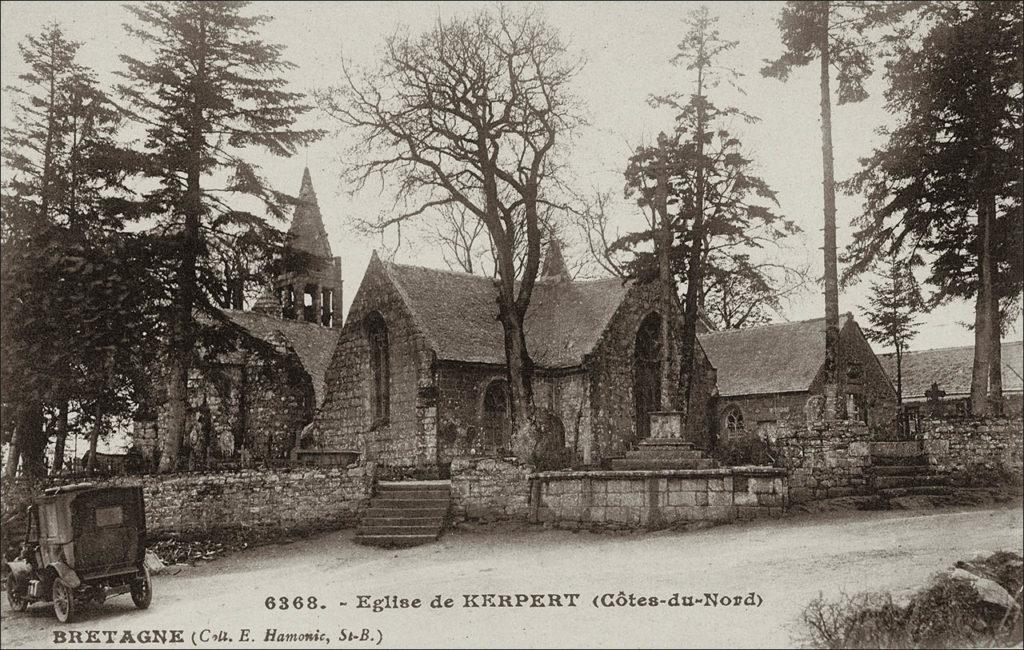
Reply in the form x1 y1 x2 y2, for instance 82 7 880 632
52 577 75 623
131 566 152 609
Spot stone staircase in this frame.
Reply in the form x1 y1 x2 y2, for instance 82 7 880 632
355 480 451 548
609 439 718 470
867 441 951 498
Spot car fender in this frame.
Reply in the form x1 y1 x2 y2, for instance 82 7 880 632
46 561 81 588
3 560 32 588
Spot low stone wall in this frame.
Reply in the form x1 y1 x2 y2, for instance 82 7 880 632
921 418 1023 484
769 418 872 503
531 467 787 529
449 456 532 522
1 463 375 546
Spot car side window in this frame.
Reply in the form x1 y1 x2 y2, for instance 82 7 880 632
95 505 124 528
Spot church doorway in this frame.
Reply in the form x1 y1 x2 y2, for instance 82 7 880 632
633 312 662 441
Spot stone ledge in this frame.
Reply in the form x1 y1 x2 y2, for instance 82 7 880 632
531 466 787 481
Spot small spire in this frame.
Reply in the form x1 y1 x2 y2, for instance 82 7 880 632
540 237 570 282
299 166 316 202
288 167 331 259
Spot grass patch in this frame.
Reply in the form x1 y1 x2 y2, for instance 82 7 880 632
800 551 1023 648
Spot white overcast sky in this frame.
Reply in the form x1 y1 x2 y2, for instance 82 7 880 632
2 1 1020 352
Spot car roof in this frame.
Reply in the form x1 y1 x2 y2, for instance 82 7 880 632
35 484 141 505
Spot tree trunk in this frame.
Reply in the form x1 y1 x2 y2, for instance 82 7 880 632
161 22 206 472
654 150 677 412
681 66 708 409
17 401 47 479
4 426 22 480
86 408 100 475
51 400 69 475
819 3 842 415
969 197 992 416
988 249 1003 416
895 343 903 406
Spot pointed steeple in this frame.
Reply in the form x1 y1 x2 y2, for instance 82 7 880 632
540 237 570 282
287 167 333 259
271 166 345 328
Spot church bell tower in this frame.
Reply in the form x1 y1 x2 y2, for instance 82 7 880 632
261 167 343 327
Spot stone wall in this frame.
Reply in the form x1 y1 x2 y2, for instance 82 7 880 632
449 456 533 522
313 256 438 469
532 467 787 528
134 348 315 470
921 418 1024 484
2 464 373 554
770 414 873 503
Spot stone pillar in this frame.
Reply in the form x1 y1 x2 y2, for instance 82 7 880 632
311 283 322 325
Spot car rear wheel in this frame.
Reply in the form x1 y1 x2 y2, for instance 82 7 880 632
52 578 75 623
6 577 28 612
131 566 152 609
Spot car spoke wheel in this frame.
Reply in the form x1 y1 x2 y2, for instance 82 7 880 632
131 566 152 609
6 578 28 612
52 578 75 623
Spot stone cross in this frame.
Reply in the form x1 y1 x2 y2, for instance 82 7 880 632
925 382 946 417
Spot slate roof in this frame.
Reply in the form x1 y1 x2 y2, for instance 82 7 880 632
699 314 852 397
380 261 631 368
287 167 333 259
879 341 1024 402
221 309 341 405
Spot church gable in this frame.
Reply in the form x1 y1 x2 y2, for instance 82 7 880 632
312 252 440 466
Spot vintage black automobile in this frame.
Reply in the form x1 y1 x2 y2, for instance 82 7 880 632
3 484 152 622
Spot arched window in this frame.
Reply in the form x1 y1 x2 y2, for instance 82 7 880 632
723 406 744 434
633 312 662 440
480 379 511 453
366 312 390 423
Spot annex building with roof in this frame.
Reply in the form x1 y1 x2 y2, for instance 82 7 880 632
879 341 1024 423
699 314 898 442
307 246 718 472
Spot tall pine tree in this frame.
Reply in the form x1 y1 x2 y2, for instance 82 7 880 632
2 23 155 478
762 1 913 415
117 1 321 471
843 2 1023 416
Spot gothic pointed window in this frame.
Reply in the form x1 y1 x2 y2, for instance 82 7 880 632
723 406 745 434
633 312 662 440
366 312 390 423
481 379 511 453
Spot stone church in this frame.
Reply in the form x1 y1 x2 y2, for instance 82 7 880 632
306 246 718 474
132 168 342 468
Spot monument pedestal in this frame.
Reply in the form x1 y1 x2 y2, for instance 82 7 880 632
609 411 717 470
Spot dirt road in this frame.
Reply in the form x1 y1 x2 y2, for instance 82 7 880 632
2 504 1021 648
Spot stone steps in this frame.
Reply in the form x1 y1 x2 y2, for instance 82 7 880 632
355 480 450 548
871 454 929 466
608 437 718 471
624 449 706 460
869 445 951 498
608 458 717 470
370 489 450 500
877 485 953 498
867 465 936 476
873 474 949 489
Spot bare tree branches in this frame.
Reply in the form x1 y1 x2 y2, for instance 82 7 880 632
317 7 584 429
